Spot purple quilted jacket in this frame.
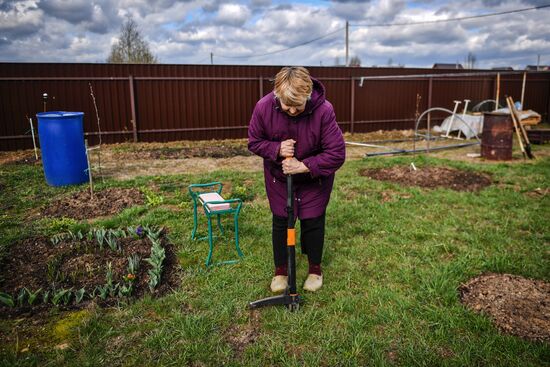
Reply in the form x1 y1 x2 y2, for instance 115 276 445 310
248 78 346 219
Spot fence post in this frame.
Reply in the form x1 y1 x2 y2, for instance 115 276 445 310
427 77 433 153
129 75 138 142
259 76 264 100
427 77 433 128
350 77 355 134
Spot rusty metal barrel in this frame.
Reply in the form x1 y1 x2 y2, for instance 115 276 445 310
481 112 513 160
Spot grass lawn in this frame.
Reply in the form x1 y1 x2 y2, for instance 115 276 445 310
0 141 549 366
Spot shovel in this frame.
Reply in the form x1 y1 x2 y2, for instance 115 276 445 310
249 157 301 311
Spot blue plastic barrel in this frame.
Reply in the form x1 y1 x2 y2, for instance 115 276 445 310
36 111 88 186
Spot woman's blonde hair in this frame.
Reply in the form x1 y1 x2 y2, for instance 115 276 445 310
273 66 313 107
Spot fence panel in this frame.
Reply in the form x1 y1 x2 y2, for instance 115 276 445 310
0 63 548 151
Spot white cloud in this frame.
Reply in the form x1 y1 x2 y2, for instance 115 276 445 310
216 3 251 26
0 0 548 69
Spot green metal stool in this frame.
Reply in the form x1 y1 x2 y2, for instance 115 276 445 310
188 182 243 266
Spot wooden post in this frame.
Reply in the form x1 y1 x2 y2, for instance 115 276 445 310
494 73 500 111
85 139 94 199
259 77 264 100
129 75 138 142
350 77 355 134
520 72 527 109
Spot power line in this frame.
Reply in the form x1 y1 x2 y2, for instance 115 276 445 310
351 4 550 27
216 27 344 59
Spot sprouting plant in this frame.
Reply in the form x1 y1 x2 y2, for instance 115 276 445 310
17 288 26 307
0 292 15 307
46 217 78 233
63 290 73 305
118 283 133 298
50 233 69 245
127 254 141 276
52 289 71 306
46 253 65 283
104 262 120 298
95 228 107 249
145 238 165 292
76 230 84 240
86 231 94 241
142 188 164 207
110 229 126 239
88 287 97 299
106 262 114 288
143 225 163 242
96 285 109 300
75 288 86 304
42 290 50 304
105 234 119 252
26 288 42 306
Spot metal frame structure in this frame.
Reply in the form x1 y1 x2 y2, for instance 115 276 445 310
188 182 243 267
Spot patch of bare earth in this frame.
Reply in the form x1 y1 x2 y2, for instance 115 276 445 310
42 188 144 219
359 166 492 192
459 273 550 342
0 151 40 165
226 310 261 357
82 139 263 180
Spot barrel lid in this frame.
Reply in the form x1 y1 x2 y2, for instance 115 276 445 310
36 111 84 118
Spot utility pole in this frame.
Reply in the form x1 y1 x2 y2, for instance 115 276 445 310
345 20 349 67
211 52 213 65
537 54 540 70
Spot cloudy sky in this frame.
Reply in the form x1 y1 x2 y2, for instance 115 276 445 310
1 0 549 69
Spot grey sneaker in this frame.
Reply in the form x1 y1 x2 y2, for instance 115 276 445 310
270 275 288 293
303 274 323 292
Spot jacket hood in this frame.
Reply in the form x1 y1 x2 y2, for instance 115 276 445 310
273 77 326 117
307 77 326 113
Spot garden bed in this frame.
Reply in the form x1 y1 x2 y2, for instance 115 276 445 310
359 166 492 191
117 145 252 160
42 188 144 219
459 273 550 342
0 226 179 317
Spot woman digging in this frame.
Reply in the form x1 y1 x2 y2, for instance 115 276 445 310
248 66 346 293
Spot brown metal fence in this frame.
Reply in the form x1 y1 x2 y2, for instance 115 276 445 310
1 63 549 151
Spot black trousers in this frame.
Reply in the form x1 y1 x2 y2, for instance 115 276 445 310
272 212 325 267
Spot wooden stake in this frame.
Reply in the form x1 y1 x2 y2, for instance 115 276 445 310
494 73 500 111
85 139 94 199
508 96 534 159
520 72 526 109
506 97 526 159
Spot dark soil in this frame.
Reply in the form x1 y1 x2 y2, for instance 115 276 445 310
0 151 41 166
121 145 252 160
42 188 144 219
459 273 550 342
359 166 492 192
0 233 180 317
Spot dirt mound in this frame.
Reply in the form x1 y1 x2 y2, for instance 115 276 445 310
359 166 491 191
459 273 550 342
42 188 144 219
120 145 252 160
0 232 180 316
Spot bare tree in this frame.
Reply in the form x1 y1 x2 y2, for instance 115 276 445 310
465 52 477 69
349 55 361 67
107 17 158 64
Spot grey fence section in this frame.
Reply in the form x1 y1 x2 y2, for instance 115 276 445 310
1 63 549 151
